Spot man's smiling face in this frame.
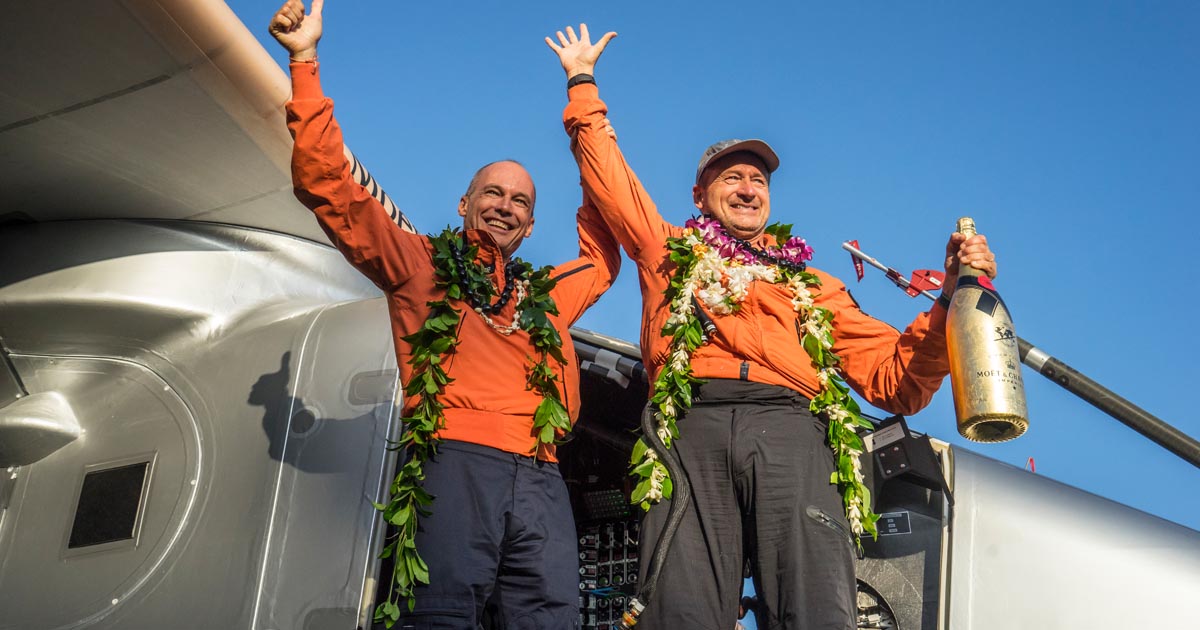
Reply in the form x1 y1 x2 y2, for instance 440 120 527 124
458 160 536 258
693 151 772 241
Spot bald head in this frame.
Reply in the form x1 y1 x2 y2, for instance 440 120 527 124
466 160 536 211
457 160 537 258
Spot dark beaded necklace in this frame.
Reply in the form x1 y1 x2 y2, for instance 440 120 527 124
729 236 808 273
447 240 527 315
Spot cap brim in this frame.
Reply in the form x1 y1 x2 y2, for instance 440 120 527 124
697 139 780 183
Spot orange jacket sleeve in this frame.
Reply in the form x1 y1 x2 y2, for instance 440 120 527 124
563 83 678 268
817 272 951 416
285 61 427 291
551 196 622 325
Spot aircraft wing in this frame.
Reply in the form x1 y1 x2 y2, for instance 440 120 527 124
0 0 411 243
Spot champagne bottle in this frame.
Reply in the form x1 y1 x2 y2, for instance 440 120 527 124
945 217 1029 442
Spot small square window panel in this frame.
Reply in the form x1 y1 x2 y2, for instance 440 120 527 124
67 460 150 550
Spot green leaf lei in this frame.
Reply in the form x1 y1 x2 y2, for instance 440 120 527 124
374 228 568 626
629 218 881 546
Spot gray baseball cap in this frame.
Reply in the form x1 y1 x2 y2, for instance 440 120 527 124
695 138 780 184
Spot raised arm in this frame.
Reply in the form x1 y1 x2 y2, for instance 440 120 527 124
271 0 424 290
269 0 322 61
544 24 616 82
546 25 677 266
551 194 623 326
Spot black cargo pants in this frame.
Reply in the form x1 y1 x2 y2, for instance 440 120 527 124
637 379 857 630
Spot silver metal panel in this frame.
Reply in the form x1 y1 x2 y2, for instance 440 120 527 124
0 1 179 124
0 0 330 243
0 391 81 466
250 298 399 630
0 221 377 361
0 355 201 630
946 447 1200 629
0 220 397 628
3 75 293 224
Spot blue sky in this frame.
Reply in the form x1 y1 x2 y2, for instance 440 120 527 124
231 0 1198 539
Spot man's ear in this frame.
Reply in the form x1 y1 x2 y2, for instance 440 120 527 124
693 184 704 211
457 195 469 217
523 216 535 239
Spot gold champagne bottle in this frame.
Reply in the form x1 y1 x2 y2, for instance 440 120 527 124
945 217 1029 442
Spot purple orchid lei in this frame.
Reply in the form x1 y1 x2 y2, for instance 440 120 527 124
684 216 814 268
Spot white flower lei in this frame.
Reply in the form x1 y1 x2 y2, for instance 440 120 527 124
629 218 879 544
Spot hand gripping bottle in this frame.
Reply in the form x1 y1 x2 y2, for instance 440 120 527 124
945 217 1029 442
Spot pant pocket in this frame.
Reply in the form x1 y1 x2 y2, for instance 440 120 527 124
805 505 854 550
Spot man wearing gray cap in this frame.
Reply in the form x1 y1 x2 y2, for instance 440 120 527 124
547 25 998 630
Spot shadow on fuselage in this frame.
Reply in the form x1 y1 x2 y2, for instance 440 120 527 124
250 351 387 475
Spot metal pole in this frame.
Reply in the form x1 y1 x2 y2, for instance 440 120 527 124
1016 338 1200 467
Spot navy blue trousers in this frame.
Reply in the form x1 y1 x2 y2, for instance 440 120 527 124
395 440 580 630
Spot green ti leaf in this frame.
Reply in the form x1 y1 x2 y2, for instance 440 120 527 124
763 222 795 243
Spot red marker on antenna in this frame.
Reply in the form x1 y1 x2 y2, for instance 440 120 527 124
848 240 865 282
841 241 944 300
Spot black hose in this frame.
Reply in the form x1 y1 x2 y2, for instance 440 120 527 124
634 403 692 605
692 298 718 342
